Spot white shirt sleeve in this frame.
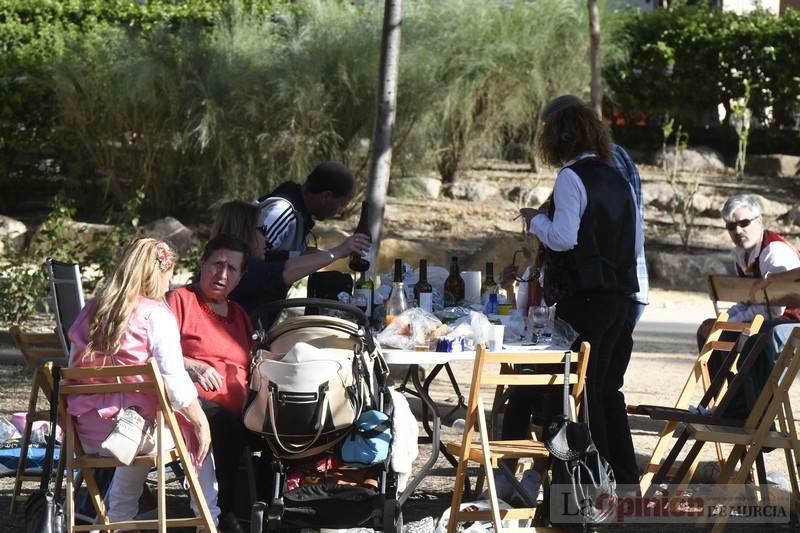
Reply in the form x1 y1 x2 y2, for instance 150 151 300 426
630 183 644 257
758 240 800 318
259 199 297 251
147 305 197 410
529 168 586 251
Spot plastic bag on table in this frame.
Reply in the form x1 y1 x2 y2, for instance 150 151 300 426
376 307 448 350
449 310 491 349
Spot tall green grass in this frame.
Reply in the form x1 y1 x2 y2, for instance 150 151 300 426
46 0 624 212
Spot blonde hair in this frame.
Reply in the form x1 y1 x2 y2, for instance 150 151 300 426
211 200 259 245
85 238 177 357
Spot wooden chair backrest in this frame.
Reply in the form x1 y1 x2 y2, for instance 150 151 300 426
694 313 764 406
11 326 66 371
467 342 590 425
707 274 798 318
59 359 166 399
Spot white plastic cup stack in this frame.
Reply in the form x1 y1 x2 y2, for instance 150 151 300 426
487 324 505 351
461 271 482 305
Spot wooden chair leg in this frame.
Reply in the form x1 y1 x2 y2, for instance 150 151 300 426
10 371 42 514
157 411 166 533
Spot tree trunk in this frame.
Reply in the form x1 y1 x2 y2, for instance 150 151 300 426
588 0 602 118
365 0 403 271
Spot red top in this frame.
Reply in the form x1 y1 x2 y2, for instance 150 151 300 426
167 285 253 414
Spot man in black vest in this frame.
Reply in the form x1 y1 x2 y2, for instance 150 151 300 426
505 95 642 488
255 161 356 260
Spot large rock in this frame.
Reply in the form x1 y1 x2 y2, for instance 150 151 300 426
142 217 198 255
443 181 499 202
28 220 114 258
0 215 27 255
653 146 728 173
506 185 551 206
648 250 731 292
745 154 800 178
780 205 800 226
643 182 716 215
376 238 451 274
751 194 791 218
388 176 442 200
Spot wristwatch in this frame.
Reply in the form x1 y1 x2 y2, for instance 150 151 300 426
323 249 336 262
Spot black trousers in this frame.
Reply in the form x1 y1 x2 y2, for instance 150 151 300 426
502 291 639 485
200 399 248 515
559 291 638 485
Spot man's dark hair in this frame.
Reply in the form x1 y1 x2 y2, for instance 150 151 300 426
304 161 355 197
201 234 251 271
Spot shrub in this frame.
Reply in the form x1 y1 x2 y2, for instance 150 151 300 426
607 6 800 129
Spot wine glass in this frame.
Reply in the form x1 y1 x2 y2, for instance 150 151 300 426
527 305 549 342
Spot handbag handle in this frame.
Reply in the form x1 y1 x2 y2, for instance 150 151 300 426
561 349 590 426
39 365 61 492
266 387 330 455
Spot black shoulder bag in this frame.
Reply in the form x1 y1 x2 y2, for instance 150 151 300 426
544 353 616 529
24 365 65 533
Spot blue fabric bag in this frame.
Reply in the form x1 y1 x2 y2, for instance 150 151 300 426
341 410 391 467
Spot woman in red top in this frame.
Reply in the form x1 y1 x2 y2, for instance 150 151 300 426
167 234 252 532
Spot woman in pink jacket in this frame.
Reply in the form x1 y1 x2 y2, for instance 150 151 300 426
67 238 221 527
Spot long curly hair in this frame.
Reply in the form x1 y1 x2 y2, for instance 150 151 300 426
84 238 176 358
535 100 612 168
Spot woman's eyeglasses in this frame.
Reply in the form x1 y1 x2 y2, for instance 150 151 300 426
725 216 760 231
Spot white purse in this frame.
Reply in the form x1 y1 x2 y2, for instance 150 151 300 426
100 407 154 465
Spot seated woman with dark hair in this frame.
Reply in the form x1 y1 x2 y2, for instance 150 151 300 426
166 235 252 532
210 200 370 314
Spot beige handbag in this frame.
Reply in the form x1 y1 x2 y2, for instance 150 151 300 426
243 342 366 459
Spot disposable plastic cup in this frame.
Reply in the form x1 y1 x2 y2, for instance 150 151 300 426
487 324 505 351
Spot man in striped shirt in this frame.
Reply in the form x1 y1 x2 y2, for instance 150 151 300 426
256 161 356 260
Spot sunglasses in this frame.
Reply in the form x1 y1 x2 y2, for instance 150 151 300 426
725 216 760 231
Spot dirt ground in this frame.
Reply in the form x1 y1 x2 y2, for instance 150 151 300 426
1 288 798 532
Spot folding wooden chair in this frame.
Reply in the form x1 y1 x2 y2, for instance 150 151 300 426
46 257 86 356
8 327 66 514
57 359 217 533
632 313 764 493
664 327 800 532
445 342 590 533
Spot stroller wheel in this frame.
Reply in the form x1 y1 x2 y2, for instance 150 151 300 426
383 499 403 533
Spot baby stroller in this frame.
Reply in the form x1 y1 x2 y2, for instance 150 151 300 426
244 298 402 533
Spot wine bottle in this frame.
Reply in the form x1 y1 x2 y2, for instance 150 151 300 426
413 259 433 313
354 270 373 317
385 259 408 326
443 256 465 307
348 201 371 272
481 261 496 306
